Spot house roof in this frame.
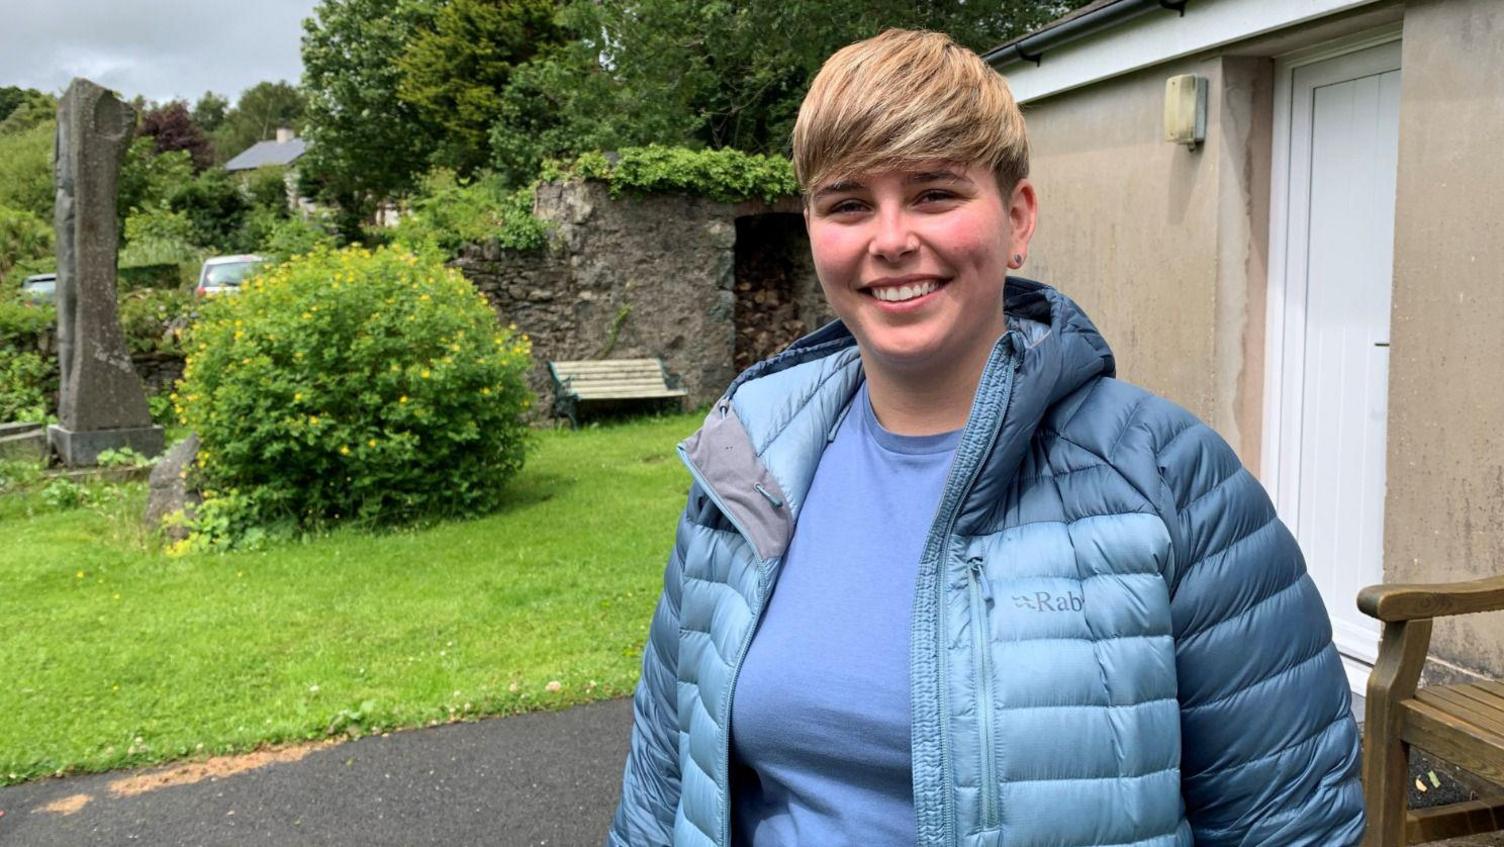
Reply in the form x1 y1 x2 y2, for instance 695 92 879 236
982 0 1183 68
223 137 306 171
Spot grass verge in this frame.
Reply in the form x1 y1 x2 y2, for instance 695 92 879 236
0 411 701 785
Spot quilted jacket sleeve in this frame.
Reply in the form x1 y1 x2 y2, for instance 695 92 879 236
606 493 691 847
1154 416 1365 846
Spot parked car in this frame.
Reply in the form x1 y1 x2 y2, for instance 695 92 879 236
196 255 265 297
20 272 56 303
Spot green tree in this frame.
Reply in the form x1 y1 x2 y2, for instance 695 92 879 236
488 37 648 187
0 120 54 219
538 0 1091 156
396 0 563 175
301 0 436 234
213 81 306 162
119 138 195 224
0 87 47 124
0 90 56 136
192 91 230 133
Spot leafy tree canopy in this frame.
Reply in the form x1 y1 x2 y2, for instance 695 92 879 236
0 120 54 219
139 101 215 171
192 91 230 133
213 81 306 163
559 0 1091 156
395 0 564 175
0 86 50 125
0 89 57 136
301 0 436 232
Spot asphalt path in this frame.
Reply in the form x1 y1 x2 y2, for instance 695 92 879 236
0 697 633 847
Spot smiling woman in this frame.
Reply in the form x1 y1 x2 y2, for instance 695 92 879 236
610 28 1365 847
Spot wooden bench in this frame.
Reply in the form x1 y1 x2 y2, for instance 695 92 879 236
547 358 687 427
1360 574 1504 846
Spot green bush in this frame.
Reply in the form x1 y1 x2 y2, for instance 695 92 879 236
0 205 52 279
544 145 798 204
0 295 54 352
242 166 292 212
259 214 338 260
0 120 54 219
119 288 196 354
389 169 548 258
176 246 533 540
0 349 52 423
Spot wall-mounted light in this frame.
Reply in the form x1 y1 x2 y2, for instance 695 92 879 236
1164 74 1207 148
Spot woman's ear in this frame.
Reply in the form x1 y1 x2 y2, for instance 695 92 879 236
1008 178 1039 259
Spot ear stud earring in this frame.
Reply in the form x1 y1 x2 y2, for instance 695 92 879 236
1011 253 1024 267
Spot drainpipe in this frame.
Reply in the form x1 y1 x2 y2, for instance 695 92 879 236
983 0 1189 68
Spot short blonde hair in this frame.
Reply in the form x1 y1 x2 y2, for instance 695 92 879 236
792 28 1029 197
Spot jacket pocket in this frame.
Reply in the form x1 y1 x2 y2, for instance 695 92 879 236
966 556 1001 830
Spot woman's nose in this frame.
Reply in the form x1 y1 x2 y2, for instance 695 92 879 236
868 209 918 262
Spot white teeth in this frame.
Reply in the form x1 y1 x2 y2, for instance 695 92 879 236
871 280 939 302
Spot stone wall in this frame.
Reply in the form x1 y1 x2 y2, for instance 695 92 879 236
453 180 823 417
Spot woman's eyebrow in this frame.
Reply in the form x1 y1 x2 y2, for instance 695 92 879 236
813 179 863 199
907 170 969 185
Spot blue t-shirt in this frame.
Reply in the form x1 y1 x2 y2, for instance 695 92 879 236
730 381 960 845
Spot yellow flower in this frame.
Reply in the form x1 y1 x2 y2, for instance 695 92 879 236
421 369 431 379
367 438 378 448
339 445 350 455
399 395 408 404
294 392 302 402
310 415 321 426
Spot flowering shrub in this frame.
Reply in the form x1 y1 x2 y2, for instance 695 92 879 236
175 246 532 540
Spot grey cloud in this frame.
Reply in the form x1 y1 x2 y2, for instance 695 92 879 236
0 0 317 104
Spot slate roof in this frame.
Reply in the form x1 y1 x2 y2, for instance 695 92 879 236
223 137 307 171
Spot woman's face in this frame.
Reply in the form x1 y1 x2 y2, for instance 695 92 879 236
804 162 1036 381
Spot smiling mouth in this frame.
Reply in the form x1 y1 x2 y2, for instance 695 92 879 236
864 278 948 303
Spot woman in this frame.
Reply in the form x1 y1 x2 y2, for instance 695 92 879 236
610 29 1364 847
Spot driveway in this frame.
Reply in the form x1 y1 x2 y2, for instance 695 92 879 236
0 698 633 846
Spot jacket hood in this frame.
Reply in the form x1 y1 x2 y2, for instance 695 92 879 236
681 278 1116 559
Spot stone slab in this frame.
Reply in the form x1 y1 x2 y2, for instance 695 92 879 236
0 430 48 461
48 424 163 467
0 430 48 462
145 433 200 539
0 421 45 437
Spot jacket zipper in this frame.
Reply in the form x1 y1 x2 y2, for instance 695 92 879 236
676 442 769 847
923 346 1018 847
967 557 1000 829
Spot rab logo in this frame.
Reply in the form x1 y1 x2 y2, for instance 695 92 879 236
1012 591 1085 613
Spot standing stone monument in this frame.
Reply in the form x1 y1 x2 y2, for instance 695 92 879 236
49 78 163 466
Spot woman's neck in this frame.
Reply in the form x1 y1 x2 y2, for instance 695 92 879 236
862 340 997 436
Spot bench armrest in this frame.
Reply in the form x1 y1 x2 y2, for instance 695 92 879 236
1358 574 1504 623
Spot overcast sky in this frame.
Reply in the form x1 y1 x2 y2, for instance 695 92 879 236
0 0 319 105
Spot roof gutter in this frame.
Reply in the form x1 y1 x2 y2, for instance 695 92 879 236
983 0 1189 69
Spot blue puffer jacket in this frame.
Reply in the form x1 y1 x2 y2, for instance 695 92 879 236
609 279 1364 847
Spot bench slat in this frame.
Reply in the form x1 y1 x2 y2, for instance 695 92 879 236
563 378 680 388
572 389 687 400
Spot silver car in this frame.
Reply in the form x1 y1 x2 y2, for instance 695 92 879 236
20 273 56 303
195 255 265 297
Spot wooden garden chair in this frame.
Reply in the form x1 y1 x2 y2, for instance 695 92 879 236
1360 574 1504 846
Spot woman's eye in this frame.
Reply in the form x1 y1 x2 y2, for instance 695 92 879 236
917 190 956 204
827 200 865 214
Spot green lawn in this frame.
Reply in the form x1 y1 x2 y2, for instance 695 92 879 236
0 412 701 785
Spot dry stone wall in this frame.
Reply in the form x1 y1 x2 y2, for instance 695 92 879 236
453 180 825 418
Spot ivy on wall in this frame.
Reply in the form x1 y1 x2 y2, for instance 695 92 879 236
542 145 798 204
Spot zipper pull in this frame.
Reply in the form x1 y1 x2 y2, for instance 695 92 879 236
968 557 993 606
